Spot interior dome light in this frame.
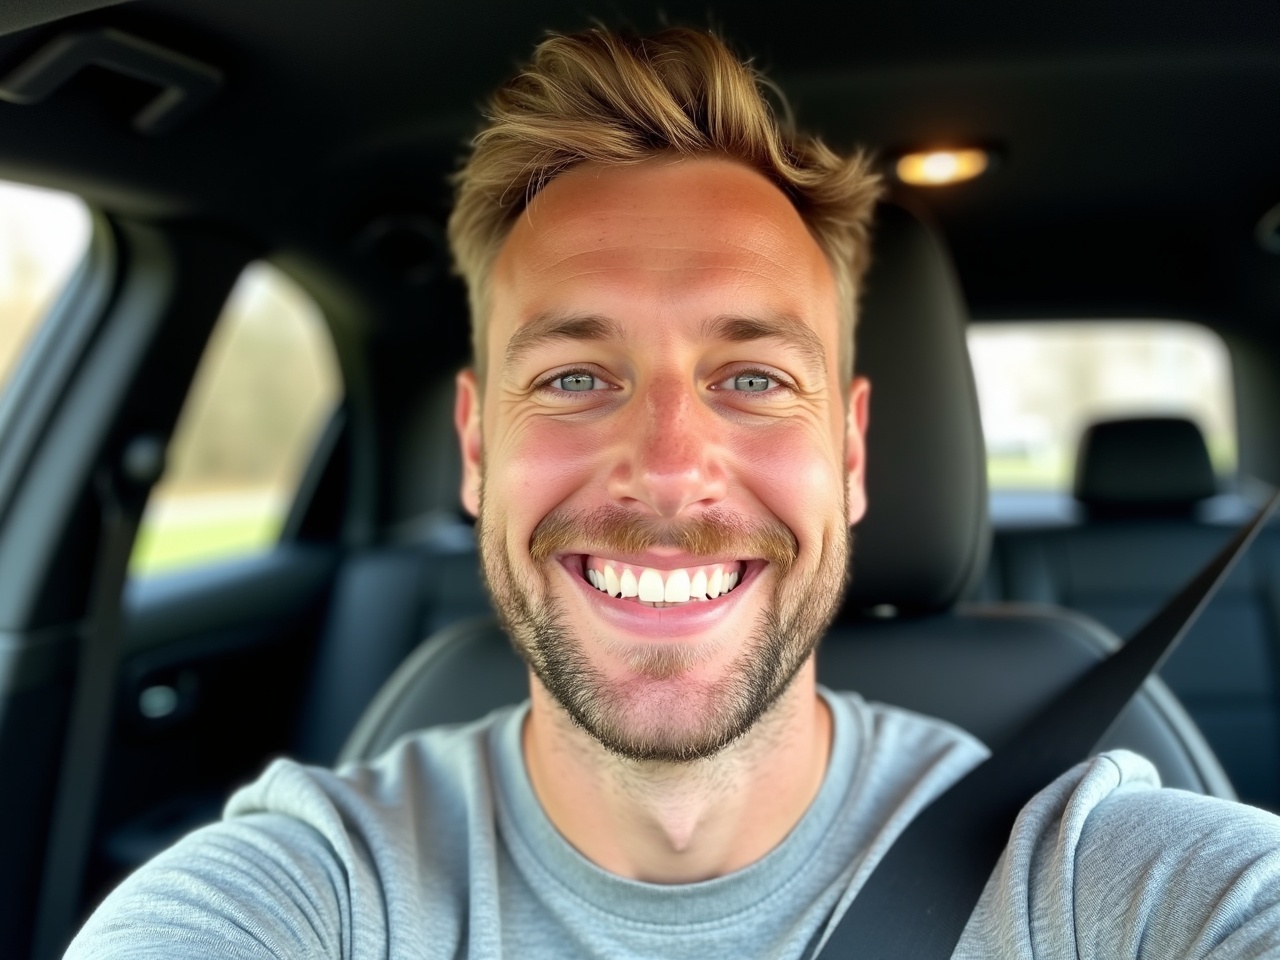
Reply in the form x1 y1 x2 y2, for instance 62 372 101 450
895 148 990 186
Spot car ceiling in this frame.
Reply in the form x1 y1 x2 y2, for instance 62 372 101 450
1 0 1279 347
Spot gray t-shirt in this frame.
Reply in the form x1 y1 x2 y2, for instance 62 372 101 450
67 690 1280 958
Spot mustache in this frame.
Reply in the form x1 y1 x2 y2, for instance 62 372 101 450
528 505 798 575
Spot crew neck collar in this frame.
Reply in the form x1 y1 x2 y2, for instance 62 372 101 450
489 687 865 926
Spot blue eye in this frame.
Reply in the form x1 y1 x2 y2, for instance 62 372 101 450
733 373 772 392
557 373 597 391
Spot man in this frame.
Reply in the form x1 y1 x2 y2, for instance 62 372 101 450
69 26 1280 959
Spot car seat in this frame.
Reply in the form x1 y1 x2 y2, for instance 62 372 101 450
992 415 1279 807
339 205 1233 799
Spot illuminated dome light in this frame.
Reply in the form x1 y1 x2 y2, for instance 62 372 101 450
895 148 990 186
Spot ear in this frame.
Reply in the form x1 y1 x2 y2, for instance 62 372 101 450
846 376 871 524
455 367 483 517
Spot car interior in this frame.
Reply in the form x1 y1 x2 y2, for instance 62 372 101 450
1 1 1279 958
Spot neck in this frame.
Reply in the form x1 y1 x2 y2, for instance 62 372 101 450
522 660 833 883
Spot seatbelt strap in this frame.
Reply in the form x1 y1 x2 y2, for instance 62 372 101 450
818 489 1280 960
32 440 159 960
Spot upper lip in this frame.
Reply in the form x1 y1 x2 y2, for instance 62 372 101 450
560 550 755 569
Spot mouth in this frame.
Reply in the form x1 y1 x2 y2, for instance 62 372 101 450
569 554 753 608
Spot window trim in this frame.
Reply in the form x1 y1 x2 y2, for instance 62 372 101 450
0 209 115 524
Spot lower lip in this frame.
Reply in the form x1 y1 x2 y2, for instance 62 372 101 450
556 557 763 640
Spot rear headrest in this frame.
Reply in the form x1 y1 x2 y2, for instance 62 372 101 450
1075 416 1217 517
843 204 989 616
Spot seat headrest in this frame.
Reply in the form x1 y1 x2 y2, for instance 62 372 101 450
1074 416 1217 517
842 204 989 616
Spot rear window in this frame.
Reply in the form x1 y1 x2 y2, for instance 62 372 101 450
967 322 1235 491
129 262 341 576
0 180 91 390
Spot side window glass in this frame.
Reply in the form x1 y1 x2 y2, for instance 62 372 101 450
0 181 91 391
130 263 341 576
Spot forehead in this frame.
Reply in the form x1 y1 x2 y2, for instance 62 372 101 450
487 158 839 362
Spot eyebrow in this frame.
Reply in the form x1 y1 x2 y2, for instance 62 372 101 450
503 313 626 372
501 309 829 376
702 313 828 377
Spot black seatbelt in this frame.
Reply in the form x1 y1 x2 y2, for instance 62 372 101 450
819 489 1280 960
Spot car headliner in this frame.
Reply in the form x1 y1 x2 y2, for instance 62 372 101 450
0 0 1278 343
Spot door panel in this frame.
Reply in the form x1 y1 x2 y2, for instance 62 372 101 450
84 544 339 908
79 259 349 917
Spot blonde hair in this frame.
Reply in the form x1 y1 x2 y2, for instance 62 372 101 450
449 26 881 382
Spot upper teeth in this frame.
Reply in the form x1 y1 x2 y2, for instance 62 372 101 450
585 561 741 603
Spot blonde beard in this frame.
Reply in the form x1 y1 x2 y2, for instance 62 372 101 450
476 483 850 763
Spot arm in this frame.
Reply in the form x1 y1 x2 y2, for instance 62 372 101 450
64 812 378 960
1073 786 1280 959
960 752 1280 960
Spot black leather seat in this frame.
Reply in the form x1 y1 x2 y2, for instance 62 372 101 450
992 416 1278 807
340 205 1233 801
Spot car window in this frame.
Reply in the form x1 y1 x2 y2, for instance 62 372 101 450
0 180 92 393
967 321 1235 491
129 262 341 576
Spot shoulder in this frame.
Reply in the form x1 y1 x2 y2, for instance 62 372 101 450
824 689 990 814
65 811 362 958
827 688 987 753
1020 749 1280 886
219 704 520 892
228 704 518 826
974 750 1280 959
67 706 522 958
827 689 989 771
1075 752 1280 857
1073 757 1280 956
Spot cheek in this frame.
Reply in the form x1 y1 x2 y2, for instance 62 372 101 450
729 425 844 529
488 415 606 528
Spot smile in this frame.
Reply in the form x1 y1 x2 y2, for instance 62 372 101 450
581 556 746 607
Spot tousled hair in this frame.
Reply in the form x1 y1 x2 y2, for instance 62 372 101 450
448 26 881 382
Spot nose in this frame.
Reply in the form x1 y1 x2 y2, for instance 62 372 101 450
606 375 729 517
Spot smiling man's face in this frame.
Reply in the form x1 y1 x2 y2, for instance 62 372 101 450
455 157 869 762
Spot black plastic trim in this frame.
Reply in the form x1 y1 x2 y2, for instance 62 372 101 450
0 28 221 134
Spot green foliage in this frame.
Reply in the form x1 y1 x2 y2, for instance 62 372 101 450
131 506 283 575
